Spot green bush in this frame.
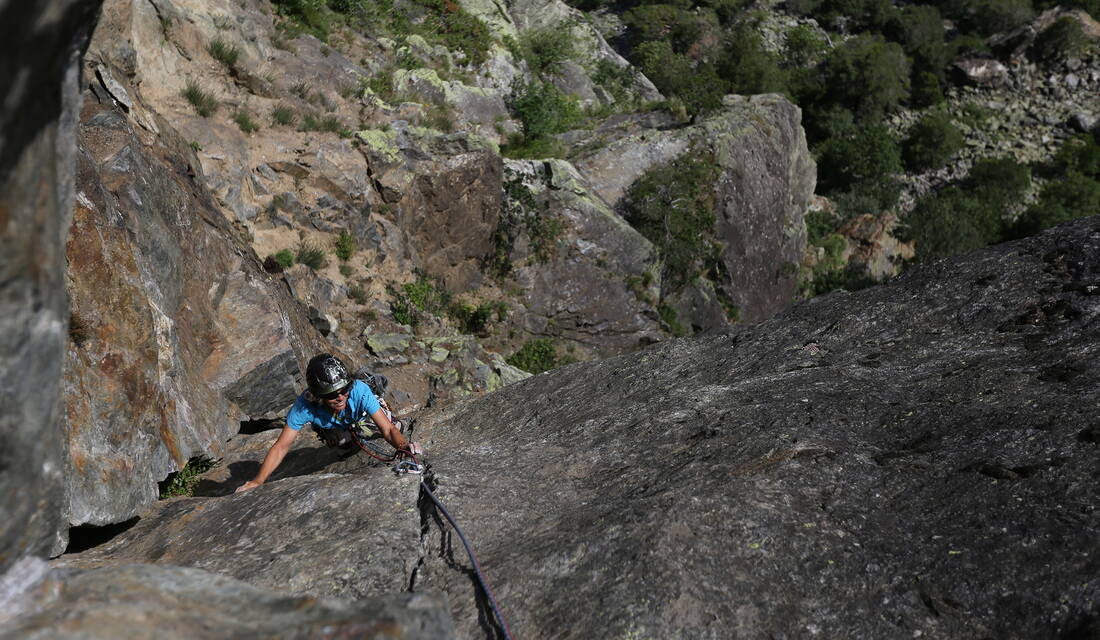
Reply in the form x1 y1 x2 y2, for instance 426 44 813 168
910 70 946 108
410 0 493 66
1033 16 1087 61
903 112 963 171
296 242 326 269
815 123 903 210
506 79 581 143
818 0 898 31
388 272 450 326
272 249 295 269
158 456 217 499
906 186 1003 261
658 303 689 336
207 38 240 70
334 231 356 261
963 157 1031 205
887 5 949 75
271 104 297 126
783 24 828 67
272 0 331 41
717 22 786 95
1053 133 1100 178
591 59 637 104
624 4 704 53
823 34 911 121
182 81 218 117
519 27 576 75
621 153 720 290
449 300 506 335
967 0 1034 36
233 110 260 134
339 264 354 277
1009 172 1100 238
634 41 726 116
506 337 560 373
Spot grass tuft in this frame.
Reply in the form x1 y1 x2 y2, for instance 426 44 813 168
207 38 240 70
182 81 218 117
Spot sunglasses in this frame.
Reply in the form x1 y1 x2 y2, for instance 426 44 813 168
320 384 352 400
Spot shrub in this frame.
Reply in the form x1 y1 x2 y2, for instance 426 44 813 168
158 456 217 499
334 231 355 261
815 123 903 203
339 264 354 277
506 337 559 373
887 5 949 75
906 186 1003 261
903 112 963 171
207 38 240 70
1053 133 1100 178
634 41 727 116
348 283 369 304
409 0 493 66
910 71 946 108
388 272 450 326
296 242 326 269
519 27 576 75
506 79 581 142
823 34 911 121
271 104 296 126
182 81 218 117
272 0 331 41
1008 172 1100 238
624 4 702 52
291 80 312 99
621 152 720 290
233 110 260 134
1033 16 1087 61
273 248 295 268
967 0 1034 36
783 24 828 67
963 157 1031 205
449 300 506 335
717 22 786 95
658 303 689 337
591 59 637 104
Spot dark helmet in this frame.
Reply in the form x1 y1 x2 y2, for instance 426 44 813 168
306 353 351 397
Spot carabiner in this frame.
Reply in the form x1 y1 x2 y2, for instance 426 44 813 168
394 460 425 475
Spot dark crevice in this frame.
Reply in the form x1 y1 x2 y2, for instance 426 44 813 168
238 418 283 435
63 517 139 555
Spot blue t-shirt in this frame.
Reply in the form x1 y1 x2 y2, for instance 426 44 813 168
286 379 381 431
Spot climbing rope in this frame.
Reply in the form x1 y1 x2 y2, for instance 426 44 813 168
350 416 514 638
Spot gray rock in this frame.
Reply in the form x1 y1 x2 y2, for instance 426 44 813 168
952 59 1010 86
58 470 423 600
412 215 1100 639
0 562 454 639
63 81 332 527
0 0 104 565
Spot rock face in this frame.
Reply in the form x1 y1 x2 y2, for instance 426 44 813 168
409 216 1100 639
63 59 334 529
0 0 104 566
0 559 454 639
572 94 815 324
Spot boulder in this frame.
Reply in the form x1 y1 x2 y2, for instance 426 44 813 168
952 58 1011 86
411 216 1100 639
0 0 104 565
572 94 814 324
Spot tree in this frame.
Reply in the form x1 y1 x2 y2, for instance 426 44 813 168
824 34 911 121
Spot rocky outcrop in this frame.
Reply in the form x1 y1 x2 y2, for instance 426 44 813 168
63 62 334 529
0 0 104 566
38 216 1100 639
571 94 815 324
0 559 454 639
408 216 1100 638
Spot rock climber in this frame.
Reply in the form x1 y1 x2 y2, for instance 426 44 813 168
235 353 422 493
